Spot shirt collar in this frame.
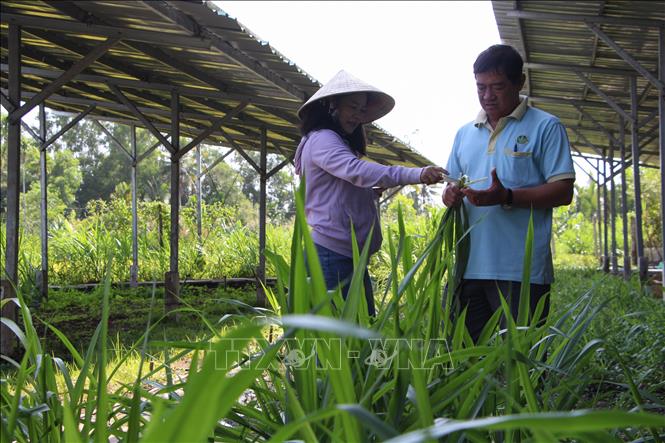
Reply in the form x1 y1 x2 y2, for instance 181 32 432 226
474 96 529 128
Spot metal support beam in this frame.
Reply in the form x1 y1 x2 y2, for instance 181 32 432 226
130 124 139 288
174 101 248 161
609 141 618 274
21 121 41 144
8 35 121 123
505 10 665 29
602 152 609 273
595 162 603 268
0 64 294 110
1 91 42 146
575 72 632 122
219 128 261 172
266 155 295 179
570 144 602 174
107 83 176 155
165 90 180 312
44 105 96 149
587 22 664 92
529 95 656 115
38 103 48 301
619 119 631 280
572 158 599 185
660 26 665 293
257 127 268 306
201 148 235 176
136 138 169 165
514 1 531 95
570 126 605 158
94 119 133 161
1 12 212 49
638 108 658 129
2 24 21 358
143 1 307 101
196 145 203 239
2 86 300 145
524 61 644 77
630 77 647 280
4 96 96 154
571 103 621 147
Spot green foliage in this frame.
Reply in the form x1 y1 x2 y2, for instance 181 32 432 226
32 285 255 357
2 188 664 442
1 196 293 291
554 210 595 255
639 168 663 259
553 269 665 409
553 170 663 267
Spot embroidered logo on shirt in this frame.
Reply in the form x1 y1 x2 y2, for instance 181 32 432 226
516 135 529 144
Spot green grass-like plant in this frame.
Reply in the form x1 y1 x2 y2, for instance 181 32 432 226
1 181 664 442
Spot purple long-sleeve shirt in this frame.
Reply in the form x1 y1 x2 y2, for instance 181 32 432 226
294 129 424 258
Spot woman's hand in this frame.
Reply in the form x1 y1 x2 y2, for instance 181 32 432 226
420 166 447 185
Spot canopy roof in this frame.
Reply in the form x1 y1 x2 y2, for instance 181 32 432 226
492 0 663 167
0 0 433 167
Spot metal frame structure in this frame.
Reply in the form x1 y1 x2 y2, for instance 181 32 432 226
492 1 664 292
0 0 435 355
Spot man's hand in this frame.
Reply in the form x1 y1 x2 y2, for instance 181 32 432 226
442 183 464 208
461 168 508 207
420 166 447 185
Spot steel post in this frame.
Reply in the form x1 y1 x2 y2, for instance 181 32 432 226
630 77 647 280
257 127 267 306
659 27 665 294
619 119 631 280
165 90 180 311
38 103 49 300
602 152 610 273
609 142 618 273
1 24 21 357
130 124 139 287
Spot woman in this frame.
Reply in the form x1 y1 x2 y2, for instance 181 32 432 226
294 70 445 316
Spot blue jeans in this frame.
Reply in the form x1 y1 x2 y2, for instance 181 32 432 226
314 243 375 316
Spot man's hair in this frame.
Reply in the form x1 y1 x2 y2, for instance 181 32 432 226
473 44 524 85
298 95 367 154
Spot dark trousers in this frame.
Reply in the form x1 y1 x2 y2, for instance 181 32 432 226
314 243 375 316
457 279 551 342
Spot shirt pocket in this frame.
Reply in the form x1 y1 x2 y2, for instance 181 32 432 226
499 147 534 188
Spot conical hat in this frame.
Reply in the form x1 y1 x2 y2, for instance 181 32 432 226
298 70 395 123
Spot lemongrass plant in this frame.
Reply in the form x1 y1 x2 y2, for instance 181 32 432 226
2 181 663 442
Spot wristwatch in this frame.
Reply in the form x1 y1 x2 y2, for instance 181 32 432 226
501 188 513 210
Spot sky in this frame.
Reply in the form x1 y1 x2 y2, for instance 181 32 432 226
214 1 502 168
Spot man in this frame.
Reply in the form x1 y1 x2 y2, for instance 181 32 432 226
443 44 575 342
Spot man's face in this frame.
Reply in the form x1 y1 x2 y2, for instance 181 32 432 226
475 70 524 122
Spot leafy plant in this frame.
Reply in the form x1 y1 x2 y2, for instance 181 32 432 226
2 183 663 442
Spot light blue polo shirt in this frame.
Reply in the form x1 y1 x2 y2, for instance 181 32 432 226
446 99 575 284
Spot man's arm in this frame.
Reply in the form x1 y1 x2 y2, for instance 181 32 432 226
462 168 574 209
510 179 574 208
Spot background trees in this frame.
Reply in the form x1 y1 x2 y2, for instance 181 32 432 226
2 110 662 269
